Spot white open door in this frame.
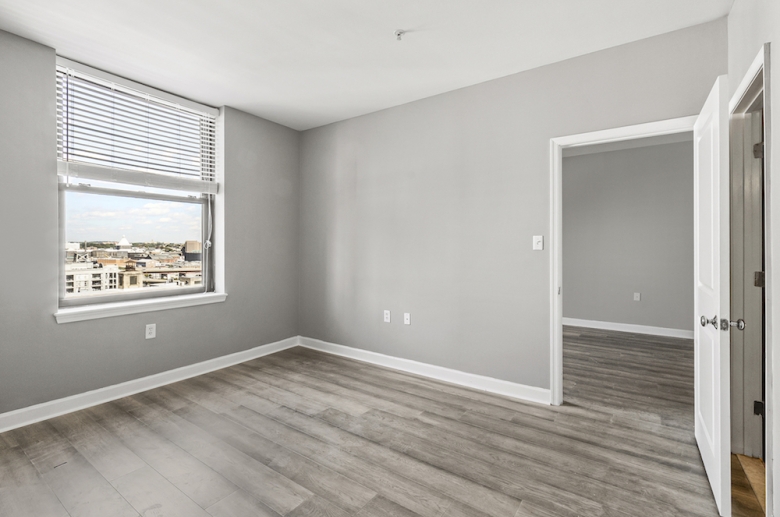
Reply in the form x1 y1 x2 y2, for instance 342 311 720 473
694 75 731 516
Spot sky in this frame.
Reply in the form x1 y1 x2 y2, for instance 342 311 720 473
65 191 202 244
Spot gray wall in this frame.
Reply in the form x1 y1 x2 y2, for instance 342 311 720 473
562 142 694 331
298 20 727 389
0 29 300 414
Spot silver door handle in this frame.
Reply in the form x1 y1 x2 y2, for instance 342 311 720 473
701 315 718 329
721 318 745 331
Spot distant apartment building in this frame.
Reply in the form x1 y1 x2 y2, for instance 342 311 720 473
64 263 119 294
182 240 202 262
92 249 129 259
177 273 202 286
65 249 90 263
95 257 131 268
118 270 143 289
150 251 184 264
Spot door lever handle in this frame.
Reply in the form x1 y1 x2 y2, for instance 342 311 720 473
700 315 718 329
721 318 745 331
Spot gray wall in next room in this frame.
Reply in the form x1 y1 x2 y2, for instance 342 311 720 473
0 29 300 415
298 19 726 389
562 141 694 331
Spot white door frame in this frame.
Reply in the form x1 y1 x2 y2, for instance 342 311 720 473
729 44 773 516
548 115 697 406
548 43 772 515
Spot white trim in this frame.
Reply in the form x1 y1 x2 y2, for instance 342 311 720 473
553 116 698 149
549 116 697 406
58 161 219 195
562 131 693 157
214 108 226 294
562 318 694 339
550 138 563 406
0 336 297 434
299 336 551 405
54 292 227 324
730 48 767 113
729 44 773 517
56 56 219 118
763 43 774 517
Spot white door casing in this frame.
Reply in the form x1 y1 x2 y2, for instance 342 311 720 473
694 75 731 516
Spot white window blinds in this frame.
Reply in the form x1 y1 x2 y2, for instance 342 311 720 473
56 64 218 194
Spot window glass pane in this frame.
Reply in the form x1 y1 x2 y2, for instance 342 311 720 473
64 191 203 299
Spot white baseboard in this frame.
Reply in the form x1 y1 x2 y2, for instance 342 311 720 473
299 336 551 405
562 318 694 339
1 333 553 433
0 336 299 434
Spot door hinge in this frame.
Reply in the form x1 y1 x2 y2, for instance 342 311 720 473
754 400 765 417
754 142 765 159
755 271 766 288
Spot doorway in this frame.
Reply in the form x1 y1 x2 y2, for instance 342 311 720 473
730 60 767 517
559 133 695 427
550 46 771 516
549 115 699 407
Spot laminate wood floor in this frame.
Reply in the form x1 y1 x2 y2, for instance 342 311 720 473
1 328 723 516
732 454 765 516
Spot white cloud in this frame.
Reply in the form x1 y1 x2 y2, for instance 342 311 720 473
128 203 171 216
71 210 118 219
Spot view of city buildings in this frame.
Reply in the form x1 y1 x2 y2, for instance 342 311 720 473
64 236 202 297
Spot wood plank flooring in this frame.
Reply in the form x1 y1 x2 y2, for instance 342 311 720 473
0 328 725 516
737 454 766 513
733 454 765 516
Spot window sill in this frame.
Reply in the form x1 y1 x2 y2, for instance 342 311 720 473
54 292 227 324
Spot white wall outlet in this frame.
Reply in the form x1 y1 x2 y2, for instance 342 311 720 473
145 323 156 339
532 235 544 251
404 313 411 325
383 310 391 323
634 293 641 301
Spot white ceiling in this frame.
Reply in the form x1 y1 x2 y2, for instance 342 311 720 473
0 0 733 130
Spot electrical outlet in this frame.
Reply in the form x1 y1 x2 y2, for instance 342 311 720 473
404 313 411 325
633 293 641 302
145 323 156 339
383 310 391 323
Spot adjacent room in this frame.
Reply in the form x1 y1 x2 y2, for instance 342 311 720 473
1 1 779 516
561 134 697 454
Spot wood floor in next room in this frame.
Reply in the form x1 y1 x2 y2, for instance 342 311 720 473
0 328 726 517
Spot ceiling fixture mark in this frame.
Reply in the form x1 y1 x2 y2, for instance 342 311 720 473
394 29 406 41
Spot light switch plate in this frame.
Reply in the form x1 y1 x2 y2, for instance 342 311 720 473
404 313 411 325
145 323 156 339
533 235 544 251
383 310 391 323
634 293 641 301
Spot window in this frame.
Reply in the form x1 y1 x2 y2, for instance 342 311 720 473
57 59 220 308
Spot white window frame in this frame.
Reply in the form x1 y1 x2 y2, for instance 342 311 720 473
54 57 226 323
